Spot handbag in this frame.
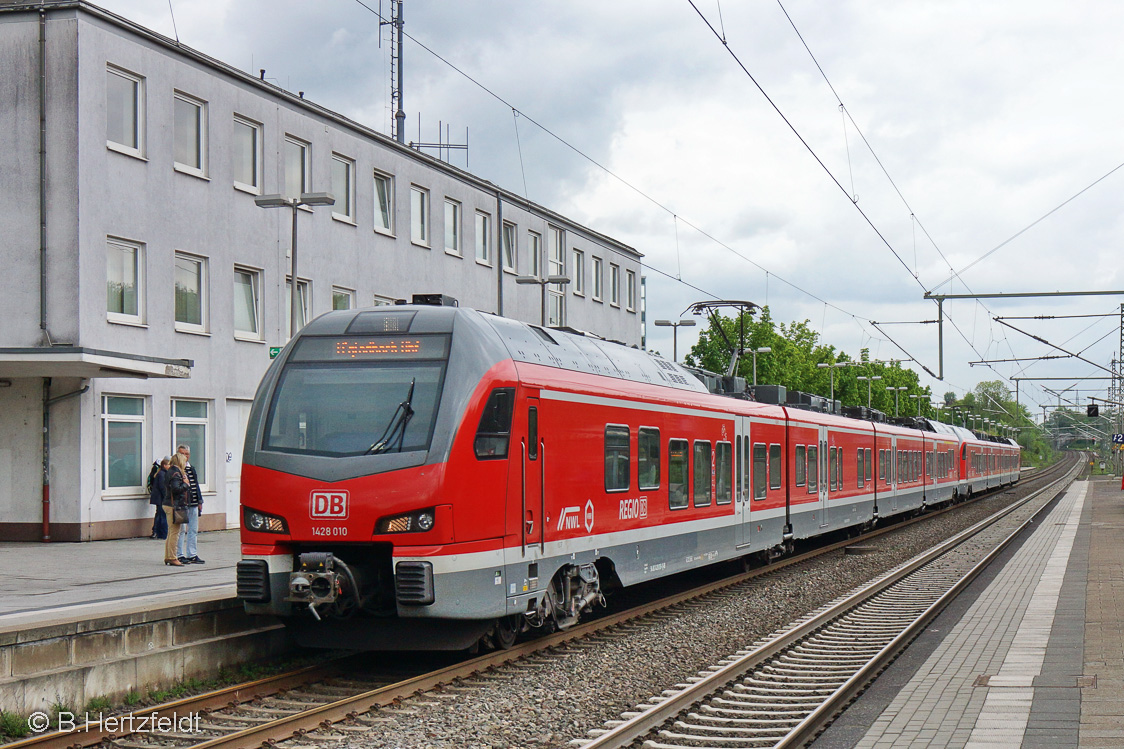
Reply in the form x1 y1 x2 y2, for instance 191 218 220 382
173 506 188 525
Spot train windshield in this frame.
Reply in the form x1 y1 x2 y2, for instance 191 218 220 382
262 335 449 457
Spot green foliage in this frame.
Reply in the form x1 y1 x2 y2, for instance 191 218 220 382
124 690 142 707
85 696 111 712
0 711 29 739
683 306 933 416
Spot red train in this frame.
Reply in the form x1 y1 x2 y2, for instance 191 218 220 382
236 302 1021 650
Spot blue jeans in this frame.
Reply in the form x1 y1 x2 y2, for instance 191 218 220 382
177 505 199 559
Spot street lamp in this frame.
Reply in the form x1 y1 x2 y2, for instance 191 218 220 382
887 386 907 416
653 319 696 363
751 346 772 386
255 192 335 340
856 375 881 408
909 393 923 416
516 274 570 326
816 361 857 404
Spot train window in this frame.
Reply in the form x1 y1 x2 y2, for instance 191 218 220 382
926 451 933 478
604 425 630 492
473 388 515 460
878 449 885 481
807 445 818 492
528 407 538 460
715 442 732 505
794 445 806 486
693 442 712 507
753 443 767 500
829 447 839 491
668 439 689 510
857 450 864 489
735 435 743 500
638 427 660 490
865 448 872 481
768 444 782 490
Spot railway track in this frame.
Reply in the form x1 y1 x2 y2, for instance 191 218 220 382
576 455 1082 748
3 458 1074 749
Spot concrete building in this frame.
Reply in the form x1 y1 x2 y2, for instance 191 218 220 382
0 1 643 541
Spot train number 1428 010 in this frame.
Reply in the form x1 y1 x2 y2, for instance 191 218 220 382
311 526 348 537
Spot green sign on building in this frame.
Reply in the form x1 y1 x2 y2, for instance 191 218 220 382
269 347 282 359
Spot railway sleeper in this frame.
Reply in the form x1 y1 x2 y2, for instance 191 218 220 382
673 720 797 735
657 728 781 745
700 704 809 717
687 713 804 727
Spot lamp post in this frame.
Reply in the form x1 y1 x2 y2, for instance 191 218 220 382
887 386 907 416
255 192 335 340
909 393 923 416
516 274 570 326
653 318 696 362
816 361 856 404
857 375 881 408
751 346 772 386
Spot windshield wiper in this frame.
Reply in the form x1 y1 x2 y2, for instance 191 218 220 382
366 378 416 455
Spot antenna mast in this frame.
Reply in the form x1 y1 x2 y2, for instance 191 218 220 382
381 0 406 143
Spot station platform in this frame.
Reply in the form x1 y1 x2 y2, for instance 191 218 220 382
0 528 241 633
814 476 1123 748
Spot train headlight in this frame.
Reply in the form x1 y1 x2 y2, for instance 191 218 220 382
375 508 437 534
244 507 289 534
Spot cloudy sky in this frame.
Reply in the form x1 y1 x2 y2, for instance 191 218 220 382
97 0 1123 419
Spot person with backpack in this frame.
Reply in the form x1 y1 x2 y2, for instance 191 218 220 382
148 457 171 539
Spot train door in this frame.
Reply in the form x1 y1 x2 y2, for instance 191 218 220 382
736 415 752 548
818 426 829 527
889 436 899 513
508 396 543 566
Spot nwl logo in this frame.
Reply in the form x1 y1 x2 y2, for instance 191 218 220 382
557 506 581 532
310 491 349 519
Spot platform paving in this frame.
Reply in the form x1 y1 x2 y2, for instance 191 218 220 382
812 476 1123 748
0 529 240 632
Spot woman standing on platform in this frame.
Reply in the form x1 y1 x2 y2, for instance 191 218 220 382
149 457 171 539
164 453 190 566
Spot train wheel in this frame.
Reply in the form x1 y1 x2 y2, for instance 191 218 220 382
495 615 519 650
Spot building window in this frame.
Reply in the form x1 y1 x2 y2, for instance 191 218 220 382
573 249 585 296
171 399 209 486
528 231 542 277
102 395 146 493
233 266 261 340
232 115 261 192
284 136 309 199
330 154 355 222
107 237 144 324
106 65 144 157
373 171 394 235
444 199 461 255
173 91 206 176
332 287 354 310
609 263 621 306
548 226 565 326
626 270 637 311
174 252 208 333
501 221 517 272
372 294 396 306
592 256 603 301
411 186 429 246
476 211 492 264
285 278 310 338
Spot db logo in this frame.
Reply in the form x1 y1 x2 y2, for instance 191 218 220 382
310 491 349 519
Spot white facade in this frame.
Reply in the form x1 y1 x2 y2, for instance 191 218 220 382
0 1 642 541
